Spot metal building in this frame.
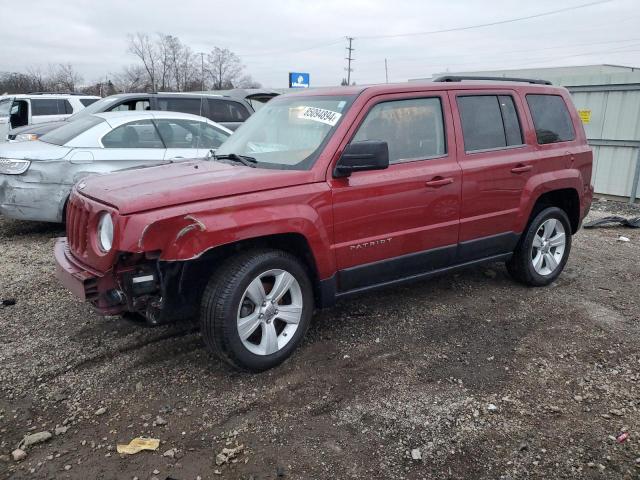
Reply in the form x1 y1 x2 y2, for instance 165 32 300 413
415 65 640 203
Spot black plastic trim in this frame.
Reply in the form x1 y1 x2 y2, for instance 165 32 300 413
327 231 520 301
338 244 457 292
336 253 512 300
457 232 520 263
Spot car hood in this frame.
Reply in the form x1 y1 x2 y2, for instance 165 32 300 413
79 160 316 215
0 140 70 160
9 120 67 136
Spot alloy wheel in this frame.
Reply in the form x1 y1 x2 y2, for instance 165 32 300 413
236 269 303 356
531 218 566 276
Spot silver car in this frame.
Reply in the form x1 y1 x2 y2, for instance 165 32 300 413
0 111 231 222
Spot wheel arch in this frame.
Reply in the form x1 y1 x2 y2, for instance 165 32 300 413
528 188 580 234
518 171 583 234
160 232 325 314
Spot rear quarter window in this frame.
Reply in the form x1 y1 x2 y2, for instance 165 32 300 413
207 99 251 123
80 98 99 107
526 94 576 144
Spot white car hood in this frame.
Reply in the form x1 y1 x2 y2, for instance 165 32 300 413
0 140 71 161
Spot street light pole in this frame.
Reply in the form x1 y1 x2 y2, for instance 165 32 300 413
200 52 205 91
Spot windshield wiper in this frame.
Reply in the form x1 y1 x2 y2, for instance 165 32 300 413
213 152 258 168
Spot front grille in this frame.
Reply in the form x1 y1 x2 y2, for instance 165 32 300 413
66 197 90 258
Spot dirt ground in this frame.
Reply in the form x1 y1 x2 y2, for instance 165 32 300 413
1 199 639 480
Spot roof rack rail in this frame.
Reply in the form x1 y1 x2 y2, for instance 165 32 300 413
26 91 88 96
432 75 552 86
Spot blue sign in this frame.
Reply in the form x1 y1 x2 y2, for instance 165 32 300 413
289 72 310 88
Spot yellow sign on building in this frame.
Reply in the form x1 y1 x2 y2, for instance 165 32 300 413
578 109 591 124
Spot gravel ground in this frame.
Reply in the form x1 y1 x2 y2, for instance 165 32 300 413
1 199 639 480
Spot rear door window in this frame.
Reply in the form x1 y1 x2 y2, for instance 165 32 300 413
207 99 251 123
31 99 68 116
457 95 524 152
109 99 150 111
101 120 164 148
526 94 576 144
155 118 230 149
352 97 446 164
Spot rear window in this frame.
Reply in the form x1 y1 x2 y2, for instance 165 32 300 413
207 99 251 123
31 98 69 116
39 115 105 146
80 98 99 107
157 97 203 116
457 95 523 152
526 94 576 144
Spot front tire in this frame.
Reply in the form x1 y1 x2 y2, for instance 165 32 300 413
506 206 572 286
200 249 314 372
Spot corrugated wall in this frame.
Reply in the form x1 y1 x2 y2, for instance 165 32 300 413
569 86 640 199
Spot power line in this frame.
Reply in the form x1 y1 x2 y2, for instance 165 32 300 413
357 0 613 39
355 36 640 68
237 39 343 58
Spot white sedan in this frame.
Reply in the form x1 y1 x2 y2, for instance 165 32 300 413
0 111 231 222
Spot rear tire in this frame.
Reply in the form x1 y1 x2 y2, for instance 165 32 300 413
200 249 314 372
506 206 572 286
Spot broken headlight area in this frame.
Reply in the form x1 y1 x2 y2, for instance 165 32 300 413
0 158 30 175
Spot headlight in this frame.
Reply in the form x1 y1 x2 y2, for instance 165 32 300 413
0 158 31 175
97 212 114 253
14 133 39 142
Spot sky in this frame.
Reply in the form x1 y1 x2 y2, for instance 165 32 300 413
1 0 639 88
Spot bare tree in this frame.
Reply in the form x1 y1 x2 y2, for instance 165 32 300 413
128 32 159 91
113 64 148 92
236 74 262 89
206 47 244 90
49 63 82 92
26 66 48 91
165 35 198 91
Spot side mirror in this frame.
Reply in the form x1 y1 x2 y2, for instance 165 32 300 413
333 140 389 178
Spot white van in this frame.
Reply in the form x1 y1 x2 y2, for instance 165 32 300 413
0 93 100 142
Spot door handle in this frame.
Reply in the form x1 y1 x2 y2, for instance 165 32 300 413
425 177 454 188
511 164 533 174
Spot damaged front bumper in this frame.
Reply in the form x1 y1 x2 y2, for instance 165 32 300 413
54 237 124 314
54 237 197 324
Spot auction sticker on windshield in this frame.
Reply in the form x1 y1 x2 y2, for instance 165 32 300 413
299 106 342 126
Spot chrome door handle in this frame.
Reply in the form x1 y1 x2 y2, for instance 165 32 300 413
425 177 454 188
511 164 533 174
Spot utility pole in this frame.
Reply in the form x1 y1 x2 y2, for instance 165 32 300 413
384 58 389 83
200 52 205 91
345 36 354 85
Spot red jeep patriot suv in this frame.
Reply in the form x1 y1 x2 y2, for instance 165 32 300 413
55 76 593 371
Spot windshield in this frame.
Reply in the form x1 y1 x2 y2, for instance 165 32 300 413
215 94 354 170
66 96 124 121
0 98 12 118
40 115 105 146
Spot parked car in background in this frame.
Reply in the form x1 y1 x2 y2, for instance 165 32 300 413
0 93 100 142
7 92 253 142
215 88 282 111
54 77 593 372
0 111 231 222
